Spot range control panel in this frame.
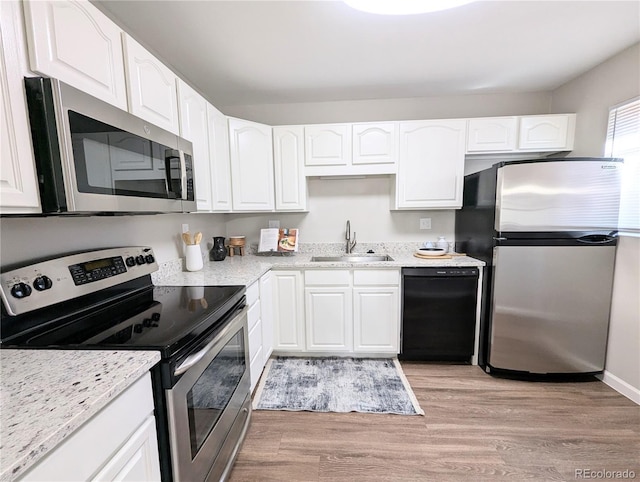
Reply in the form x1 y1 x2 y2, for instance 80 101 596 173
0 247 158 316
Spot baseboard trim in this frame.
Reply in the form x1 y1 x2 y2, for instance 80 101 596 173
597 370 640 405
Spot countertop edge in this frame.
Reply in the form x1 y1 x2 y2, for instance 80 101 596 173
0 350 160 482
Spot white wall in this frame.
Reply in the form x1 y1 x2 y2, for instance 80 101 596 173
0 213 226 266
225 177 455 249
550 42 640 400
223 91 551 125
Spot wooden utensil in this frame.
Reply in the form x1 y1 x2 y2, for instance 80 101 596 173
182 232 193 245
194 232 202 245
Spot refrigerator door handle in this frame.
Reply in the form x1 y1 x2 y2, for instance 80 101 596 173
576 234 617 245
493 237 508 241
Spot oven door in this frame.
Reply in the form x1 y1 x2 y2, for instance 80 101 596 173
166 306 250 482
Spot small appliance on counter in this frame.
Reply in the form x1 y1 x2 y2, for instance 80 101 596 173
0 247 250 482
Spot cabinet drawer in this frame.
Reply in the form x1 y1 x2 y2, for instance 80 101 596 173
247 299 261 330
246 281 260 305
305 270 350 286
353 269 399 286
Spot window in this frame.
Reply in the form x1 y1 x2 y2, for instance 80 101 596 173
605 97 640 233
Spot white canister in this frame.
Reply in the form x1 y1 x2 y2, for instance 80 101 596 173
436 236 448 252
185 244 204 271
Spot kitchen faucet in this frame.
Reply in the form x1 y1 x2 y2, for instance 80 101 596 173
345 220 357 253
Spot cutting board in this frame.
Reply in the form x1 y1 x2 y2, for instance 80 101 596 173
414 253 453 260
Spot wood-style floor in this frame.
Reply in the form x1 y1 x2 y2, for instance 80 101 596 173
229 363 640 481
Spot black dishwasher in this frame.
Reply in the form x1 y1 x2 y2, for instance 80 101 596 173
399 267 479 362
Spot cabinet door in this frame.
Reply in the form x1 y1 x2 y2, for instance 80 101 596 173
518 114 575 150
90 417 161 482
273 126 307 211
122 34 179 135
352 122 398 167
0 1 41 214
396 120 466 209
305 287 352 352
259 271 274 364
353 287 399 353
248 317 264 392
229 118 275 211
23 0 127 109
272 271 305 351
467 117 517 152
206 105 232 211
177 80 211 211
304 124 351 166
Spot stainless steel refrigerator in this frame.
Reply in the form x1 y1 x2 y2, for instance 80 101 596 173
455 158 622 375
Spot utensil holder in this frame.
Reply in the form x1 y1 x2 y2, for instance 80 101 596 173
185 244 203 271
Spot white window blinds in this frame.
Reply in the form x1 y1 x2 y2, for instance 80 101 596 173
605 97 640 232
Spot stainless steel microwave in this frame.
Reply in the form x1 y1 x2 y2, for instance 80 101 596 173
24 77 196 214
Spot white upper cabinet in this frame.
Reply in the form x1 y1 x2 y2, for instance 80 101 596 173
206 104 232 211
304 122 397 176
304 124 351 167
228 117 275 211
0 1 41 214
395 119 466 210
122 34 179 135
177 80 211 211
518 114 576 150
352 122 398 166
273 126 307 211
467 117 517 152
23 0 127 109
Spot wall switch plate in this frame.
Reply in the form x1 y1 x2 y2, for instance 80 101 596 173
268 220 280 228
419 218 431 230
182 223 189 233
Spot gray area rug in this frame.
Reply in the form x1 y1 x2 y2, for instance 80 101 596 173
253 357 424 415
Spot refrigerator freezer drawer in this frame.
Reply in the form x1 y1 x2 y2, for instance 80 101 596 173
495 160 621 232
489 245 616 374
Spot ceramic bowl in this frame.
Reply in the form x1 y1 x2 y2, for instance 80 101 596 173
416 247 447 256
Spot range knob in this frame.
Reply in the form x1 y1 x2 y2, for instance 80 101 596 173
134 324 143 334
33 275 53 291
11 282 32 299
135 255 145 265
125 256 136 267
145 254 155 264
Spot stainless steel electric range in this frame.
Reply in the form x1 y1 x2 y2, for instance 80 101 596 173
0 247 251 482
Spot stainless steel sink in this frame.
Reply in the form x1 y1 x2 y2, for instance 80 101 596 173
310 255 394 262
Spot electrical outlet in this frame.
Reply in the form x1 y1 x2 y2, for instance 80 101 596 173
182 223 189 233
419 218 431 230
268 220 280 228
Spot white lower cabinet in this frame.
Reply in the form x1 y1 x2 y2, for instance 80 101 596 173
272 270 305 352
305 286 352 351
20 373 160 481
259 271 275 364
273 269 400 355
247 272 277 392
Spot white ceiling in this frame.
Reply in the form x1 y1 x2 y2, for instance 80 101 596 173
94 0 640 107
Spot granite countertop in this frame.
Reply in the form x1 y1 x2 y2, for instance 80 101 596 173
153 251 485 287
0 350 160 482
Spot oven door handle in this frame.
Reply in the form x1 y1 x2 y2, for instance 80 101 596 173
173 304 247 377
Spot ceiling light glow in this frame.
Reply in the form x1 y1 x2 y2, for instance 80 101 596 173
343 0 476 15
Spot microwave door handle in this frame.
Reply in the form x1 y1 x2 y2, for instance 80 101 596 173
178 150 188 200
164 149 180 199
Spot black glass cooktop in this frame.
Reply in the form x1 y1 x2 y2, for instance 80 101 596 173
1 283 245 359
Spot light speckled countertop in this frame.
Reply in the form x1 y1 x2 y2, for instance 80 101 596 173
152 251 484 287
1 245 482 481
0 350 160 482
